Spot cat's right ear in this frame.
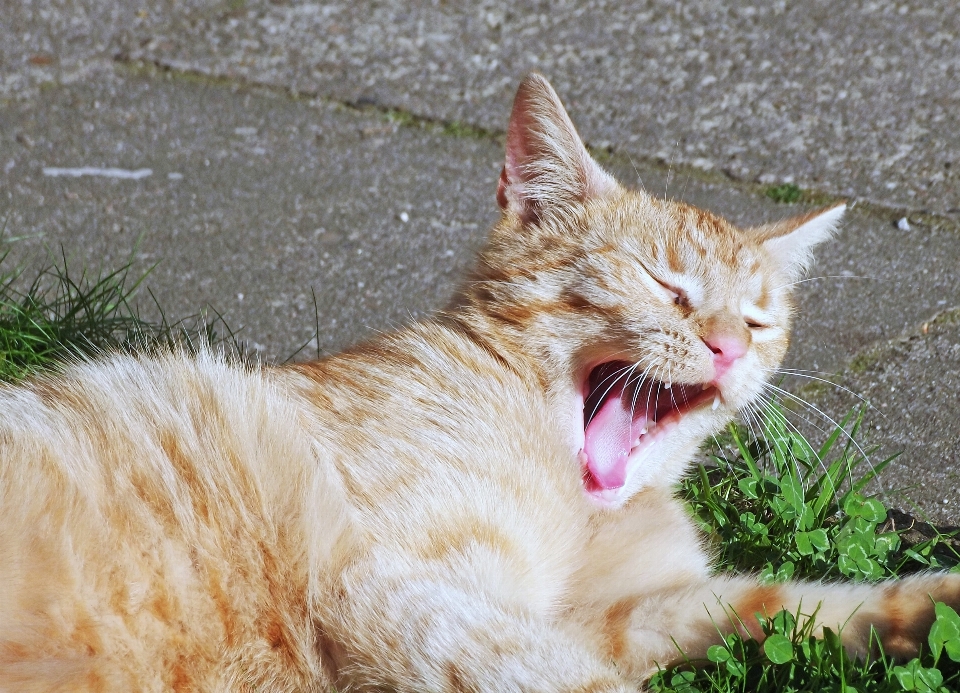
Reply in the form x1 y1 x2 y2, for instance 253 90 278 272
497 74 618 224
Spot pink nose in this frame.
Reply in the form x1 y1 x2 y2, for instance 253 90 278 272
703 334 748 380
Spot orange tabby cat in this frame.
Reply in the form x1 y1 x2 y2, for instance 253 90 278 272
1 74 957 692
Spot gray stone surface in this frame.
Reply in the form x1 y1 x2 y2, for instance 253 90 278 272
121 0 960 213
0 68 500 357
811 310 960 525
2 1 959 522
0 0 196 101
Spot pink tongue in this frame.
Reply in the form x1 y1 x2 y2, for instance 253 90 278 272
583 385 644 490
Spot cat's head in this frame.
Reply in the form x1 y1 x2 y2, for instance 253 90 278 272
463 74 843 509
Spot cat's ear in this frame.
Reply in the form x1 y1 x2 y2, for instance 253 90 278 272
749 203 846 279
497 73 618 223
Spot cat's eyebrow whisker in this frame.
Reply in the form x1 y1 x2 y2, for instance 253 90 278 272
625 151 646 192
663 139 680 200
679 171 692 204
772 275 873 292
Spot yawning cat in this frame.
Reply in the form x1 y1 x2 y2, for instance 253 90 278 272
1 74 956 692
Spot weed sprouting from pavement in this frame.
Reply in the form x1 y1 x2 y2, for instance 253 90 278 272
766 183 804 204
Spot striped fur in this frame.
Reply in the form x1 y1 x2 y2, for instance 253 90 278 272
1 75 956 692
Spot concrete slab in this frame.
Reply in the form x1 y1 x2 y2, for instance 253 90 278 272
122 0 960 213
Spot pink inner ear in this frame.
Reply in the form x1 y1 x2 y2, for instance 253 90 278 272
497 74 619 221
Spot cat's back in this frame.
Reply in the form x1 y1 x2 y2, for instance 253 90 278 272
0 351 351 692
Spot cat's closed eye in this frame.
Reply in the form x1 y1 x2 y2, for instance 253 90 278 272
743 314 770 329
653 277 690 309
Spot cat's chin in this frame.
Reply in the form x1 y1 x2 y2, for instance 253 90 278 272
577 361 720 509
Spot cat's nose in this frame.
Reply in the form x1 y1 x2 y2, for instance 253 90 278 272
703 333 748 380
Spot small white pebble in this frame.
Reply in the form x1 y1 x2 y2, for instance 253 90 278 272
944 499 950 504
897 217 911 231
399 211 410 223
167 172 183 180
237 293 244 301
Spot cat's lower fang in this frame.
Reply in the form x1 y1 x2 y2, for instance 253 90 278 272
712 393 721 410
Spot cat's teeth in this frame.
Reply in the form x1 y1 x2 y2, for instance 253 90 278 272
639 426 647 435
664 381 672 389
712 394 721 410
701 383 710 391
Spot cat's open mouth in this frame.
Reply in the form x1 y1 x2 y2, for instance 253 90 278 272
580 361 719 495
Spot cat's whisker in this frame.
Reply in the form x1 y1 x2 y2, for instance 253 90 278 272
585 362 636 424
621 361 643 424
644 364 665 424
742 400 813 518
628 362 657 422
759 396 852 512
757 385 834 438
736 403 764 460
759 368 879 414
771 275 873 292
760 396 833 480
760 382 886 495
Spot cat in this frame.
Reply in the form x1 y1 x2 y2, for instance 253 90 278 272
1 73 957 693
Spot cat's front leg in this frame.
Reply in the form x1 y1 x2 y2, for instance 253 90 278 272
321 553 636 693
590 573 960 682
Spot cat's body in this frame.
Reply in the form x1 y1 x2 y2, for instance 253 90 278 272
2 75 958 692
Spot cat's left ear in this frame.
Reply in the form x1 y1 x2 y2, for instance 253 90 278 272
748 203 846 279
497 73 618 224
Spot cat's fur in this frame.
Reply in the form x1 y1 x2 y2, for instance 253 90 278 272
1 74 957 692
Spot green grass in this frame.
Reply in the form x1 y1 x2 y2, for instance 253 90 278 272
648 401 960 692
0 248 234 381
766 183 804 204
